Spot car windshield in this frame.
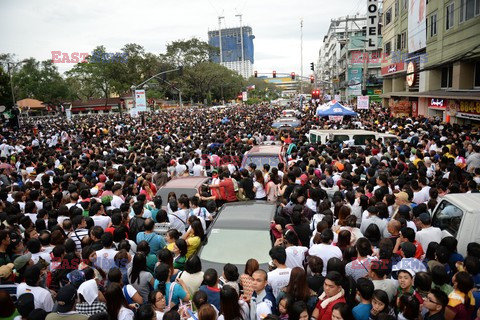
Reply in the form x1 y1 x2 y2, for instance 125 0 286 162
245 155 280 168
432 200 464 237
199 229 271 265
158 188 197 206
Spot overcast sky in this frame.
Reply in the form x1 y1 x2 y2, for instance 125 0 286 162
1 0 365 77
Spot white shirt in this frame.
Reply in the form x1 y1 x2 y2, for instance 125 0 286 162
253 181 266 199
192 164 204 176
92 215 111 229
285 246 308 269
111 195 125 209
96 247 119 270
308 243 343 276
17 283 54 312
415 226 442 252
267 267 292 299
118 306 134 320
31 251 51 265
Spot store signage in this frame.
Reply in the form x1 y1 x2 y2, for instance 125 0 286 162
366 0 379 50
381 62 405 76
406 62 416 87
458 100 480 114
429 98 446 108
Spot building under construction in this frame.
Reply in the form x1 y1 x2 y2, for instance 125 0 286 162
208 26 255 79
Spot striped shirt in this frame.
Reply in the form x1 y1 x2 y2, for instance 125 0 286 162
70 228 89 251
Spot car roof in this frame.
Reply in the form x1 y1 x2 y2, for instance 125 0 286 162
160 177 209 188
440 193 480 213
247 144 283 155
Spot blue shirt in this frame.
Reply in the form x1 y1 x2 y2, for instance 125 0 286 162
153 281 187 307
352 303 372 320
136 232 166 255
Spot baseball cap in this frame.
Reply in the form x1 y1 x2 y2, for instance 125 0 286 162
397 268 416 279
14 252 32 271
0 263 14 279
418 212 432 224
56 285 78 313
395 192 409 202
16 293 35 317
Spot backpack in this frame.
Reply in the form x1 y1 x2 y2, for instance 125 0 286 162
129 216 146 240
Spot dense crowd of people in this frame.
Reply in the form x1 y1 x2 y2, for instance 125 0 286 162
0 101 479 320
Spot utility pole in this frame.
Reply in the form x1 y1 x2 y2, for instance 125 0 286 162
300 18 304 94
236 14 244 77
218 16 224 64
362 39 368 97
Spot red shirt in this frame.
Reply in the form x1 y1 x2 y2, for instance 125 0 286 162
315 295 346 320
219 178 237 202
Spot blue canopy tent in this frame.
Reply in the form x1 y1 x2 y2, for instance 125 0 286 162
316 102 358 117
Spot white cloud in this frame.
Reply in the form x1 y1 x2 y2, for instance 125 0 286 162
0 0 363 76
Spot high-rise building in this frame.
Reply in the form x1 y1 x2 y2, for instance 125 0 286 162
208 26 255 79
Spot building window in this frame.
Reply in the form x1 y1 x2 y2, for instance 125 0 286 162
401 32 406 49
460 0 478 22
396 34 402 50
475 61 480 87
446 2 454 30
403 0 407 10
385 41 392 56
441 65 453 88
395 0 399 16
477 0 480 15
430 14 437 36
385 8 392 25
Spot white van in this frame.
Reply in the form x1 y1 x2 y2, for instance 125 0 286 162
308 129 399 147
431 193 480 256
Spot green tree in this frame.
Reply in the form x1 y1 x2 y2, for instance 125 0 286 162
160 38 217 67
13 58 71 104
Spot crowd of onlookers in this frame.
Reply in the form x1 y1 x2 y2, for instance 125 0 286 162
0 102 479 320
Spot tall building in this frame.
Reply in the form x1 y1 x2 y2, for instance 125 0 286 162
208 26 255 79
380 0 480 123
317 15 383 103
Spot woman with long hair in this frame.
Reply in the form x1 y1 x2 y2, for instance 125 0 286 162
239 258 259 302
253 169 267 200
218 285 249 320
154 263 190 310
127 252 154 304
173 238 188 271
280 267 317 313
266 167 281 203
177 255 204 296
105 282 135 320
335 230 351 253
369 290 395 319
397 294 420 320
445 271 475 320
140 180 155 201
182 219 204 258
331 302 354 320
198 304 218 320
149 289 167 320
288 300 309 320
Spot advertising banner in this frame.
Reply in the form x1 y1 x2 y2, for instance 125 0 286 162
347 68 362 96
357 96 370 109
135 90 147 112
408 0 427 53
242 91 248 102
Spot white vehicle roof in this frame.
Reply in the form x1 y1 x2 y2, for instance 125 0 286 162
439 193 480 214
309 129 398 138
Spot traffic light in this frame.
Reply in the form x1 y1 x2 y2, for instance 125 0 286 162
291 72 295 80
310 75 314 84
310 62 314 71
254 70 258 78
273 71 276 78
312 90 320 99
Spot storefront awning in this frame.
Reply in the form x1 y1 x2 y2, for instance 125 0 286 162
380 90 480 100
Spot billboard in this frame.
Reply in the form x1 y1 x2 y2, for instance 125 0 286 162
347 67 362 96
357 96 370 109
135 90 147 112
408 0 427 53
